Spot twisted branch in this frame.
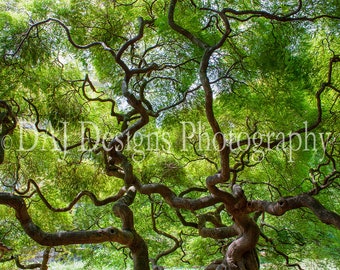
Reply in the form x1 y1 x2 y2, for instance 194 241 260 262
0 192 134 246
15 179 126 212
6 18 115 58
247 194 340 229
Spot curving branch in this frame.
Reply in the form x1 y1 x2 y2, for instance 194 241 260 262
138 182 221 211
0 255 42 270
23 97 87 151
260 231 303 269
82 74 124 123
5 18 115 58
156 83 201 114
222 5 340 22
230 55 340 150
175 209 198 229
0 187 151 269
115 17 156 76
106 17 158 152
113 186 150 270
247 194 340 229
168 0 209 49
168 0 233 180
198 212 238 239
284 0 303 18
149 197 182 268
4 248 51 270
0 192 134 246
15 179 127 212
8 17 156 157
115 150 223 210
205 173 236 207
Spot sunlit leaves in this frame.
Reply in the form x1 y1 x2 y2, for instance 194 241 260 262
0 0 339 269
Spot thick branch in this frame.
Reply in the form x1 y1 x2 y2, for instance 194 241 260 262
198 214 238 239
0 193 134 246
247 194 340 229
113 186 150 270
113 186 136 230
205 174 236 207
118 153 222 210
107 17 155 151
138 183 221 210
116 17 156 76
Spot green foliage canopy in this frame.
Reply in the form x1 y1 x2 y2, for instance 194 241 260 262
0 0 339 269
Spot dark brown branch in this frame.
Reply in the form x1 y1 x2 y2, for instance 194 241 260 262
223 7 340 22
247 194 340 229
198 212 238 239
6 18 115 58
14 255 41 269
12 248 50 270
156 83 201 114
205 174 236 207
168 0 233 181
115 17 156 76
168 0 209 49
231 56 340 150
82 74 124 122
40 247 51 270
139 182 221 210
113 186 150 270
199 16 231 181
116 153 223 210
15 179 126 212
23 97 86 151
113 186 136 230
150 198 182 266
284 0 303 17
1 189 150 269
0 192 134 246
178 187 208 197
260 231 304 269
0 254 44 269
175 210 198 229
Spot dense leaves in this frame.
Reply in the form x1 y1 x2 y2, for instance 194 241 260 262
0 0 339 269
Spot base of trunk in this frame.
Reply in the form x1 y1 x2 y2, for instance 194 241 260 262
205 248 259 270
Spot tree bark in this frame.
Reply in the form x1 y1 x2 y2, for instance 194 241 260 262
0 190 150 270
224 215 260 270
113 187 150 270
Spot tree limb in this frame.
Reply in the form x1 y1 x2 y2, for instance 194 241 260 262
247 194 340 229
0 192 134 246
5 18 115 58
